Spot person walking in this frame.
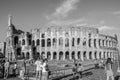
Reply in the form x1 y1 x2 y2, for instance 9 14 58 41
41 59 49 80
4 59 10 79
105 58 114 80
35 57 42 80
19 59 26 80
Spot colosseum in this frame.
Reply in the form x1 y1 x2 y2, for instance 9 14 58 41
5 16 119 62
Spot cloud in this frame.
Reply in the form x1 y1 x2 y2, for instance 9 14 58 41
113 11 120 15
47 0 79 20
98 25 118 31
47 17 86 26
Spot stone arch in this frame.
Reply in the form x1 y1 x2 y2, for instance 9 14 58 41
88 39 91 47
77 51 81 59
89 51 92 59
36 39 40 46
59 51 63 60
26 52 30 59
32 40 35 46
71 51 75 59
99 52 101 59
36 52 40 59
107 52 109 58
47 51 51 60
94 51 97 59
83 51 87 61
22 52 25 59
22 39 25 45
53 52 57 60
47 38 51 47
41 52 45 59
103 52 106 59
65 51 69 60
94 39 96 48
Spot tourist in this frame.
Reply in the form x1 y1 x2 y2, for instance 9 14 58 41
4 59 10 79
35 57 42 80
41 58 49 80
13 62 17 77
19 59 26 80
105 58 114 80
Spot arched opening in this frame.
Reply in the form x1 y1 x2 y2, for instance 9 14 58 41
41 39 45 47
41 52 45 59
65 51 69 60
72 38 75 47
36 52 40 59
32 40 35 46
89 51 92 59
36 39 40 46
94 39 96 48
88 39 91 47
77 38 80 45
47 38 51 47
22 39 25 45
77 51 81 60
53 38 57 46
32 47 36 60
99 52 101 59
47 52 51 60
103 52 106 59
72 51 75 59
65 38 69 47
59 37 63 46
107 52 109 58
53 52 57 60
94 51 97 59
14 36 19 46
26 52 30 59
83 51 87 61
22 52 25 59
59 51 63 60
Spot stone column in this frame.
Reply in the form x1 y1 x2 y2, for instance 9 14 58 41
81 51 84 61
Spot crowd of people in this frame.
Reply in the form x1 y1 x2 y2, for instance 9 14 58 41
3 57 116 80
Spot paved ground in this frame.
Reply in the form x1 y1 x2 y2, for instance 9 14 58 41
1 61 120 80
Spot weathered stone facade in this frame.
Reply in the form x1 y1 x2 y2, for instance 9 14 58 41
5 16 119 62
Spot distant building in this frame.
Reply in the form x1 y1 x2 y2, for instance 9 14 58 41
5 16 119 62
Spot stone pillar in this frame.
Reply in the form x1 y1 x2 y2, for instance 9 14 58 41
75 51 78 60
92 51 95 59
69 51 72 60
57 51 59 60
86 51 89 60
51 51 53 60
63 52 65 60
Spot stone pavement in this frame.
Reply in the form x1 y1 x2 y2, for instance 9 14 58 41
2 61 120 80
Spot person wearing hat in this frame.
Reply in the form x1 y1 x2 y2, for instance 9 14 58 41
4 59 10 79
104 58 114 80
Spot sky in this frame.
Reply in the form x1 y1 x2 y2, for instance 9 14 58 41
0 0 120 46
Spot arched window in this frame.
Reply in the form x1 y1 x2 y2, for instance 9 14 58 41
36 39 40 46
77 38 80 45
103 52 106 59
83 38 86 46
53 38 57 46
22 52 25 59
22 39 25 45
65 38 69 47
89 39 91 47
59 51 63 60
65 51 69 60
53 52 57 60
26 52 30 59
72 51 75 59
47 52 51 60
83 51 86 60
99 39 101 47
94 51 97 59
41 39 45 47
37 52 40 59
102 40 104 46
94 39 96 48
32 40 35 46
59 37 63 46
72 38 75 47
41 52 45 59
78 51 81 59
47 38 51 47
99 52 101 59
89 51 92 59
